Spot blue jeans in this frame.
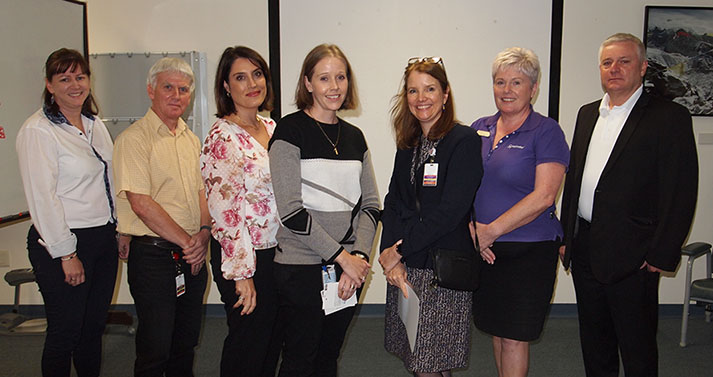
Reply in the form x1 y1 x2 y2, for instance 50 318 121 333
128 239 207 377
28 223 118 377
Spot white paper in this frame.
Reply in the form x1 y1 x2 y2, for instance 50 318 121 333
397 284 420 352
321 282 357 315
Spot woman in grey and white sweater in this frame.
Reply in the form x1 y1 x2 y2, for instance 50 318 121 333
268 44 380 377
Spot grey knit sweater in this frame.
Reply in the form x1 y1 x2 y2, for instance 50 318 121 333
268 110 381 265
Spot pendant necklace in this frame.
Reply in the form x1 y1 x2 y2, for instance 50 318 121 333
310 112 341 156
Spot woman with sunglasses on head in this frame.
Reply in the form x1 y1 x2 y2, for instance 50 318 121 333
379 57 483 377
16 48 118 377
201 46 281 377
470 47 569 377
268 44 380 376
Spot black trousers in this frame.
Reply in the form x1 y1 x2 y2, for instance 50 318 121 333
128 239 207 377
210 238 280 377
571 221 660 377
273 263 360 377
27 223 118 377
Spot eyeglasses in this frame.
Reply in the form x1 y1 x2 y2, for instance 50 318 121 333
407 56 445 69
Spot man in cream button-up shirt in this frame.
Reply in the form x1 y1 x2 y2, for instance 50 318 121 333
113 58 210 377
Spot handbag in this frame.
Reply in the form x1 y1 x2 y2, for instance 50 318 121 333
431 247 480 291
412 162 481 291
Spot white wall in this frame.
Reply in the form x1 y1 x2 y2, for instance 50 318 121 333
2 0 711 307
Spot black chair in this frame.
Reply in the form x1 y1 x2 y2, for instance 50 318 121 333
1 268 135 335
0 268 47 334
679 242 713 347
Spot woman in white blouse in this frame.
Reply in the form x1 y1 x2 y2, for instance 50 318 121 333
16 48 118 377
200 46 281 377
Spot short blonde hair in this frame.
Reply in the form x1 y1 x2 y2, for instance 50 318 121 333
491 47 540 85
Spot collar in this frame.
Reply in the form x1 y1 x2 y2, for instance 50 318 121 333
42 103 95 125
478 105 543 134
145 108 187 136
599 85 643 116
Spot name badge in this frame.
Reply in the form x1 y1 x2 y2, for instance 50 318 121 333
322 265 337 289
176 273 186 297
423 163 438 187
477 130 491 137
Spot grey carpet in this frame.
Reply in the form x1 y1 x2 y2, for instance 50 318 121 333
1 314 711 376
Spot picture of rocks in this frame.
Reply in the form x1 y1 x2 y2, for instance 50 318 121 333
644 6 713 116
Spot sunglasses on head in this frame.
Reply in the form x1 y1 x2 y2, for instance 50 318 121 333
407 56 445 69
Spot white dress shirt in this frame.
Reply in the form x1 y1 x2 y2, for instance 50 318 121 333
578 85 643 221
16 108 115 258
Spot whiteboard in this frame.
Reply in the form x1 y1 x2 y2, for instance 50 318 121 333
0 0 85 216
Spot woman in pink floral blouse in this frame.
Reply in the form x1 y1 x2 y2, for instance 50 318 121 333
200 46 281 377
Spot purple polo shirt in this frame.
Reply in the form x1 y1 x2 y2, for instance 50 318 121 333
471 108 569 242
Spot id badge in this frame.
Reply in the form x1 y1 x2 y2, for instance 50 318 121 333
322 265 337 289
176 273 186 297
172 251 185 297
423 163 438 187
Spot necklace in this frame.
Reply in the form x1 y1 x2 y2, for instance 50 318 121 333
309 112 341 156
231 113 261 129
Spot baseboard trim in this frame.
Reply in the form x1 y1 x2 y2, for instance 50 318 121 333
0 303 706 319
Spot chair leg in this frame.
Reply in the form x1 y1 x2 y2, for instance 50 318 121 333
680 256 694 347
12 285 21 314
706 253 712 323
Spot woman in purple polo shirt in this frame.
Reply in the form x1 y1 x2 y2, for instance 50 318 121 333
470 47 569 376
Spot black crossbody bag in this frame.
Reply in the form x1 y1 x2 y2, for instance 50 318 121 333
413 167 480 291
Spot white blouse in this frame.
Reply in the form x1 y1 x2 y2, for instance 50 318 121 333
16 108 115 258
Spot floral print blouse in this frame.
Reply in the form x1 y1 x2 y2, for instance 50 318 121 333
201 115 279 280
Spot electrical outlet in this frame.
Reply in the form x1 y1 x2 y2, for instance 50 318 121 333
0 250 9 267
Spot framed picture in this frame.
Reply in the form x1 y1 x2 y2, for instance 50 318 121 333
644 6 713 116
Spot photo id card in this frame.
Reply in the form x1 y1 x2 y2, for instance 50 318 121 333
423 163 438 187
176 273 186 297
322 265 337 289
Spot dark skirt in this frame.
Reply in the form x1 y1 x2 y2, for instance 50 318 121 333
473 240 559 341
385 267 472 373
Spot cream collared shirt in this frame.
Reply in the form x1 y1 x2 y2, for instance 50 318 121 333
113 108 204 236
578 85 643 221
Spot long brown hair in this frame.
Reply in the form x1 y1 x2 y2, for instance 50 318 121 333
43 48 98 117
390 61 455 149
294 44 358 111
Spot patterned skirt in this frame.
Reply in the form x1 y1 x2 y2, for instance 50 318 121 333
384 266 472 373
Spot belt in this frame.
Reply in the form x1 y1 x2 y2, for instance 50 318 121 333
133 235 180 250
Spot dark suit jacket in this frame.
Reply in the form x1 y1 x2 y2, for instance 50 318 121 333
560 91 698 284
380 125 483 269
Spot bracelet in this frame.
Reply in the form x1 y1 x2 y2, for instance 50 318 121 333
200 225 212 232
350 250 370 263
60 253 77 261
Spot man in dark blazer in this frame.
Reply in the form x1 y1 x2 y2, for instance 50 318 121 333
559 33 698 377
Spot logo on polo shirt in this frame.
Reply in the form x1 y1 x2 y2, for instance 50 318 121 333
507 144 525 149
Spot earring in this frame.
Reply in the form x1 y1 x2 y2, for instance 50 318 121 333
51 95 55 104
442 104 445 111
226 91 231 98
